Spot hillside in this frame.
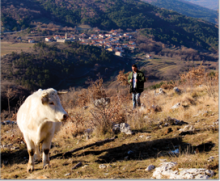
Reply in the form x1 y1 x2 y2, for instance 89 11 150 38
1 66 219 179
142 0 218 24
1 0 218 52
184 0 219 10
1 42 129 91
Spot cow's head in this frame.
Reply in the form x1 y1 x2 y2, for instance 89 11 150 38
41 88 68 122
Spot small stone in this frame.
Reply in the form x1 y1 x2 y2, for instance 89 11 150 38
164 128 173 135
205 170 214 176
64 173 71 176
83 106 88 110
139 135 144 138
145 165 155 171
124 156 129 160
171 103 181 109
127 150 133 155
82 164 88 169
72 162 82 169
207 156 214 162
107 164 112 168
11 147 19 150
146 136 151 140
99 164 107 169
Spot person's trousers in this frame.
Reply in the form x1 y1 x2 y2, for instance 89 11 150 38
132 92 141 109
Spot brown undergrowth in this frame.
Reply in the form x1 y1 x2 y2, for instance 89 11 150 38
0 66 218 179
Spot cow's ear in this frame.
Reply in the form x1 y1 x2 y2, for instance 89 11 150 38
57 91 68 96
41 94 49 104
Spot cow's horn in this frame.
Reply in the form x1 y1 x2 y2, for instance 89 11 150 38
57 91 68 95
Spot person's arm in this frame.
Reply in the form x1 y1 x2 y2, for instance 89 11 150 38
139 72 145 82
128 73 132 84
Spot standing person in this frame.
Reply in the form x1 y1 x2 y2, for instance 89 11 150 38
128 64 146 109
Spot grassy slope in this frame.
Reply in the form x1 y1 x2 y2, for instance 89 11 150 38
143 0 218 24
1 42 34 56
1 77 218 179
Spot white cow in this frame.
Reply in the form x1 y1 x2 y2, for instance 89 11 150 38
17 88 68 172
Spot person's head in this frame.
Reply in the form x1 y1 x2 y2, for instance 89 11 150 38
132 64 138 72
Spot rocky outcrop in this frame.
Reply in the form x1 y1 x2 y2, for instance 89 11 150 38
152 162 214 179
113 123 133 135
94 97 110 107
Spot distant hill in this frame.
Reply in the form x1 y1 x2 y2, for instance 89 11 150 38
184 0 219 10
1 0 218 52
143 0 218 24
1 42 130 91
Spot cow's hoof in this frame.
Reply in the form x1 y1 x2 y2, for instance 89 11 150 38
43 164 51 169
27 164 34 173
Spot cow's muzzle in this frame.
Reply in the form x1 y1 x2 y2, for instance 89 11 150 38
63 114 68 121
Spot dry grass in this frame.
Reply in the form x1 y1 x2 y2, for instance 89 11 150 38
1 42 34 56
1 67 218 179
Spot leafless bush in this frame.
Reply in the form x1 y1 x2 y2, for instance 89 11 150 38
117 70 130 86
88 79 127 136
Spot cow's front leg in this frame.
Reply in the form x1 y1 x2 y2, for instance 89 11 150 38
27 149 35 172
34 144 41 163
42 141 51 169
25 138 35 173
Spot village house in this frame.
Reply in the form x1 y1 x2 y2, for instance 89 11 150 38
79 33 87 37
129 41 136 45
99 34 105 38
28 39 35 43
146 54 152 59
57 39 66 43
127 45 136 50
122 44 128 48
105 34 113 37
115 51 122 57
94 29 101 33
53 35 60 40
79 38 89 42
107 47 114 52
45 37 52 42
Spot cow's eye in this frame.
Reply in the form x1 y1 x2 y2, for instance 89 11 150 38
49 102 54 105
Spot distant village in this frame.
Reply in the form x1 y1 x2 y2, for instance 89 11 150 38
44 29 136 57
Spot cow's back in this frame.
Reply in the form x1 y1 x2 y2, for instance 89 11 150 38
17 90 42 134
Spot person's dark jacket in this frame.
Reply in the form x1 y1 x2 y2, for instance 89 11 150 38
128 70 146 93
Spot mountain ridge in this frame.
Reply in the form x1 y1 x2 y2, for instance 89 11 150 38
142 0 218 24
1 0 218 52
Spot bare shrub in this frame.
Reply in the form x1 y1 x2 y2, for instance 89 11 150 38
180 65 218 98
88 79 127 136
117 70 131 86
160 80 177 90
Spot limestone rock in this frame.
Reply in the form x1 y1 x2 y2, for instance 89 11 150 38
152 162 214 179
99 164 107 169
94 97 110 107
171 102 181 109
145 165 155 172
113 123 132 135
174 87 180 93
179 125 195 132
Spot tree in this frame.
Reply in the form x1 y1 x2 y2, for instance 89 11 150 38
6 87 16 115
